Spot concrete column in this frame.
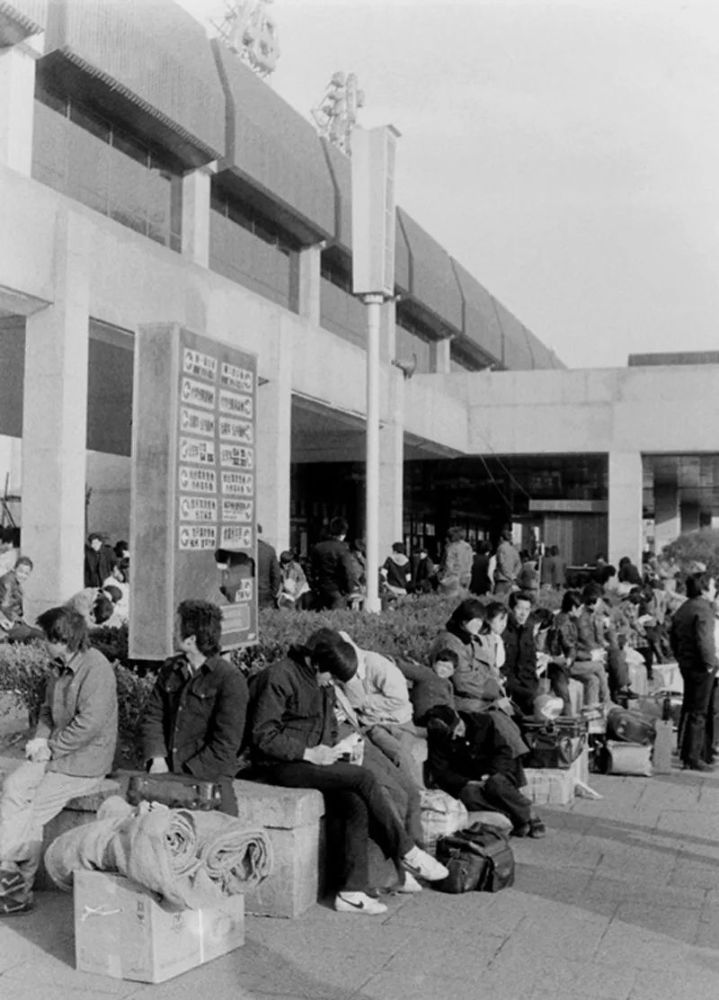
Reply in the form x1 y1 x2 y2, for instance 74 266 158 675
0 36 43 176
22 211 91 618
680 502 700 534
654 482 680 552
291 244 322 326
608 451 643 568
431 336 452 374
378 367 404 559
180 162 216 267
256 319 293 554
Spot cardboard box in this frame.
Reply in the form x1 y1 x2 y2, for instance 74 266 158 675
74 870 244 983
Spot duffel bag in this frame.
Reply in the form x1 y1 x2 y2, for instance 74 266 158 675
604 740 653 776
522 718 587 769
606 707 656 745
125 772 223 810
435 823 515 893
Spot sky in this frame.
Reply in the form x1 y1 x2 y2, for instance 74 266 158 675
176 0 719 369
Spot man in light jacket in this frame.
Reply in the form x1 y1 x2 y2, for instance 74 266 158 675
0 606 118 914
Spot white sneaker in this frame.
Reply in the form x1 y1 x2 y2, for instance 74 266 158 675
396 871 422 894
401 846 449 882
334 892 388 915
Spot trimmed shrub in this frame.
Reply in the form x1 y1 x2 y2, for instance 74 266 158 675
662 529 719 579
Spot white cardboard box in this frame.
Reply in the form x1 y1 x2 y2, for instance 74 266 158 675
74 870 245 983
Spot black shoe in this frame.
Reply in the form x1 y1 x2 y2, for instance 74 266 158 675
528 817 546 839
511 823 530 838
617 688 639 701
684 760 715 773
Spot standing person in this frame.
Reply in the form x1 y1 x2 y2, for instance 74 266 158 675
502 592 539 716
541 545 565 590
278 550 312 610
411 545 436 594
140 600 248 814
83 532 116 588
516 553 540 597
469 541 493 596
0 606 117 915
381 542 412 597
256 525 281 609
670 571 718 772
248 630 448 915
0 557 43 643
493 527 521 597
439 527 473 594
310 517 358 610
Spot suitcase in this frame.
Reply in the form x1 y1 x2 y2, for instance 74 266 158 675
125 772 223 810
522 717 587 769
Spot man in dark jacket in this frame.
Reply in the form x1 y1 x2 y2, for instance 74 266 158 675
425 704 544 837
502 592 538 716
249 628 448 915
84 532 116 588
670 571 717 771
140 600 249 813
310 516 358 610
257 525 281 608
0 606 117 914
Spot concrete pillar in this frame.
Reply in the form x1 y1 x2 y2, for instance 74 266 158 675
680 502 700 534
0 36 43 176
608 451 643 568
291 244 322 326
256 320 293 554
181 162 215 267
431 336 452 374
22 211 91 618
654 482 680 552
378 368 404 560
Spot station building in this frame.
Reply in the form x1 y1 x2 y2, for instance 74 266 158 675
1 0 718 618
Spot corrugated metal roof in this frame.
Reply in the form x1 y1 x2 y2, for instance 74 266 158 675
213 40 335 240
43 0 224 161
450 259 503 364
493 299 533 370
0 0 44 43
396 209 463 330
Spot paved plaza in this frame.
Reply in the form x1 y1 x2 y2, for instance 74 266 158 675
0 764 718 1000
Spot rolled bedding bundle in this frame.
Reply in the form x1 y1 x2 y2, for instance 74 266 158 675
44 796 273 908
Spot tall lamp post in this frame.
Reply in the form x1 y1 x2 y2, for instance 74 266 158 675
351 125 400 613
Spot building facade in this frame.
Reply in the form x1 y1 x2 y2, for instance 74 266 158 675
0 0 717 619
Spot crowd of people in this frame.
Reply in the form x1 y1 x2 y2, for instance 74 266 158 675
0 518 716 921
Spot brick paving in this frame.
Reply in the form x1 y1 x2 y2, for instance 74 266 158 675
1 763 719 999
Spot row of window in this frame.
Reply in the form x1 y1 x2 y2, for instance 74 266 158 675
31 81 477 372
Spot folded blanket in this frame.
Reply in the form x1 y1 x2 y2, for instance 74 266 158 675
44 797 272 908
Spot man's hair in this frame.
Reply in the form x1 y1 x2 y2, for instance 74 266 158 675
509 590 534 609
686 571 714 600
329 516 348 537
391 541 406 554
424 703 460 734
582 581 604 605
36 606 88 652
447 526 466 543
14 556 33 572
532 607 554 630
561 590 583 614
305 628 358 682
177 600 222 656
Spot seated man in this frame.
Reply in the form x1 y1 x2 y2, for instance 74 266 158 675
0 557 43 643
248 629 448 915
425 703 545 838
140 600 249 816
310 629 424 859
502 591 540 716
0 606 118 914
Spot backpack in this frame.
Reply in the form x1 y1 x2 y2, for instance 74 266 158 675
434 823 515 893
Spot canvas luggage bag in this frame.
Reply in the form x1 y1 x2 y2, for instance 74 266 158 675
606 707 656 745
603 740 653 776
435 823 515 893
521 717 587 770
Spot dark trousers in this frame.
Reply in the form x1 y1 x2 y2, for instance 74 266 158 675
314 589 347 611
606 641 629 695
257 761 412 892
459 767 532 829
506 678 538 717
679 668 715 766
